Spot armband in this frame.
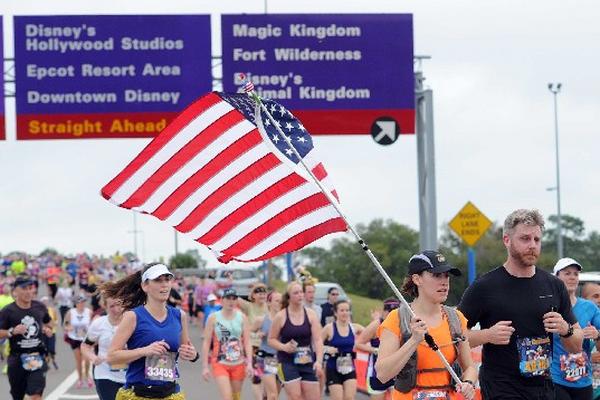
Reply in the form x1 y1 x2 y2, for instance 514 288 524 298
7 328 13 338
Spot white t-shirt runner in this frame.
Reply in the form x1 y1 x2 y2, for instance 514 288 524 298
67 307 92 341
85 315 126 383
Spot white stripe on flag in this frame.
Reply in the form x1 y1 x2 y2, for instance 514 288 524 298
187 165 293 239
302 150 319 170
238 205 341 260
136 119 256 213
109 100 233 205
303 151 338 202
165 144 271 227
210 181 320 250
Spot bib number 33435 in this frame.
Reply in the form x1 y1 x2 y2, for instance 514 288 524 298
145 353 176 382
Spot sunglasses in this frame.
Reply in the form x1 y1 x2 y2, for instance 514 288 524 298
330 292 340 296
224 295 238 300
253 287 267 294
383 302 400 311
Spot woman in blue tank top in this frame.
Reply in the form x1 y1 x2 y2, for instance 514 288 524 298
104 263 199 400
321 299 364 400
355 297 400 400
268 281 323 400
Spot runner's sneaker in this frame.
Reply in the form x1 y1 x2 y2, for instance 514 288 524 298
88 377 94 388
76 380 83 389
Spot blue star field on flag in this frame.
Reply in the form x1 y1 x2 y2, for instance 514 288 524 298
220 93 313 164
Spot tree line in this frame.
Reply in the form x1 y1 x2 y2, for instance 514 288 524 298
299 214 600 305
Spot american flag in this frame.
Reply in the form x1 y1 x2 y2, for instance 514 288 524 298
101 92 346 263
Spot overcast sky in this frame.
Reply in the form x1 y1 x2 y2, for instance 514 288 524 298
1 0 598 266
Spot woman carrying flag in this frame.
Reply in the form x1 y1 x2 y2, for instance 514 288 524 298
376 251 477 400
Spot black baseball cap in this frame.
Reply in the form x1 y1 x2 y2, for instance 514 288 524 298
13 275 35 288
408 250 461 276
223 288 238 298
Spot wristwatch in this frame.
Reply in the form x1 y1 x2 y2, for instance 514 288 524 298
7 327 13 338
560 323 574 338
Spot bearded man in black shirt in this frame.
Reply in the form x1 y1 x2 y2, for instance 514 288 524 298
458 209 583 399
0 275 53 400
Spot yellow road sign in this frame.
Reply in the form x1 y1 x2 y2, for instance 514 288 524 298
449 201 492 247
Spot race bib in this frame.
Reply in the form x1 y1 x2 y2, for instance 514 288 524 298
560 352 589 382
517 336 551 377
75 327 87 339
592 361 600 389
336 354 354 375
294 346 313 365
256 355 278 376
413 390 449 400
217 338 242 364
264 356 278 375
144 353 176 382
20 353 43 371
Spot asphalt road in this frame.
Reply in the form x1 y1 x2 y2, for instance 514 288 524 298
0 307 369 399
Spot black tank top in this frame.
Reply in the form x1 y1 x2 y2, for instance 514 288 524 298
277 307 312 363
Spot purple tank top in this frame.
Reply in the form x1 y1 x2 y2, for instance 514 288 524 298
277 307 312 364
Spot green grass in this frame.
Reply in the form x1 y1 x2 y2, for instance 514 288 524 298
269 280 382 326
348 293 383 326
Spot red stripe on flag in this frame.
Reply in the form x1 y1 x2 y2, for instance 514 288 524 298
120 110 244 209
311 162 327 180
197 173 307 244
247 217 347 261
152 129 262 220
331 190 339 202
310 162 338 201
101 93 222 199
175 153 281 233
219 193 333 257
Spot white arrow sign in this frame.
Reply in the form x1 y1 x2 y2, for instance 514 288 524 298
374 121 397 142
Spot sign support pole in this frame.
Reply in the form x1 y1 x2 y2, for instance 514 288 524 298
415 56 438 251
286 252 294 283
467 247 476 284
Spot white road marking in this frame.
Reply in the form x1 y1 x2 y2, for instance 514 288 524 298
44 369 98 400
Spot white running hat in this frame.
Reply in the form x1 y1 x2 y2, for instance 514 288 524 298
142 264 174 282
553 257 582 275
207 293 217 302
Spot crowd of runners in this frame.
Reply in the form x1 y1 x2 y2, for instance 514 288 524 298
0 208 600 400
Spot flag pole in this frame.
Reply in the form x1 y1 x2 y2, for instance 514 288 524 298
245 86 462 386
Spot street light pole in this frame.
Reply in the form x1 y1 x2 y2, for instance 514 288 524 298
548 83 563 258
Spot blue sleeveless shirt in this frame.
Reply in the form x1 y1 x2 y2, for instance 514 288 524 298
326 322 355 370
125 305 182 390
